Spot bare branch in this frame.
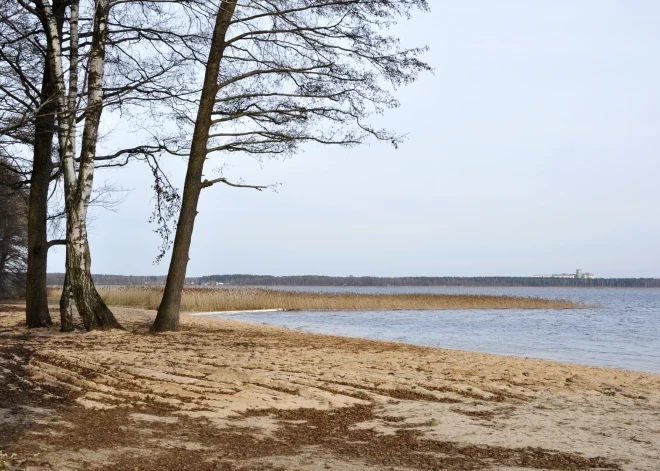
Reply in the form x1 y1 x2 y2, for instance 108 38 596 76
200 176 269 191
46 238 66 249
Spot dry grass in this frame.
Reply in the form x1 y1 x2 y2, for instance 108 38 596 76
48 286 582 312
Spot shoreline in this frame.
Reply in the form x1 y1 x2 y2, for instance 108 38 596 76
2 305 659 470
194 305 593 314
190 306 592 319
198 309 655 376
189 308 286 316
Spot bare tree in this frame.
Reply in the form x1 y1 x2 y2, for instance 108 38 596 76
151 0 431 332
2 0 134 330
0 0 67 326
13 0 197 330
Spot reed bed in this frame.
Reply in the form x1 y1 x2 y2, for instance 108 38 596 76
48 286 582 312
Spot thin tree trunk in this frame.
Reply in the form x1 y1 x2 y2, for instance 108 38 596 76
151 1 238 333
25 0 65 329
59 262 75 332
66 210 120 330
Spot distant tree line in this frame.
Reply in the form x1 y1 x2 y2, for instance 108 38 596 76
46 274 167 286
46 273 660 288
193 275 660 288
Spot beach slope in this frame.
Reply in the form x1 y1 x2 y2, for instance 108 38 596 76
1 305 658 470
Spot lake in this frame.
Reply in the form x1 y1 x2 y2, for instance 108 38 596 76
207 287 660 374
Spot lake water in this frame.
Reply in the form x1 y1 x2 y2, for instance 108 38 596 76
207 287 660 374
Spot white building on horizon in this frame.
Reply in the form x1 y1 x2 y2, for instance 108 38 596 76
532 269 595 279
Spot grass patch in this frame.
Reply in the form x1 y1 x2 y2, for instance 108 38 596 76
48 287 583 312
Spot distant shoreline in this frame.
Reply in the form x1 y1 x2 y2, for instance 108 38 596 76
46 273 660 288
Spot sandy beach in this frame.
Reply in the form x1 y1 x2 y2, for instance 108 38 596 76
1 305 659 471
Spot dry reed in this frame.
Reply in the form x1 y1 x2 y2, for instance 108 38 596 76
48 286 582 312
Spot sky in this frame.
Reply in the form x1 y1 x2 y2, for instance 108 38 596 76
47 1 660 278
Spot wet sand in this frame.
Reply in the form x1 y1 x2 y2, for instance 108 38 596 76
1 305 659 470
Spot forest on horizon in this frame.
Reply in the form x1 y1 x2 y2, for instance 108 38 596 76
46 273 660 288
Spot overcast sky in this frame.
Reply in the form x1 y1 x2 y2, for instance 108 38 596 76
48 1 660 278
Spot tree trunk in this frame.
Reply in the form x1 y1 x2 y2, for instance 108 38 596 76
25 75 55 328
65 208 120 330
151 1 238 332
150 165 203 332
59 258 75 332
66 208 120 330
25 159 52 327
25 0 65 328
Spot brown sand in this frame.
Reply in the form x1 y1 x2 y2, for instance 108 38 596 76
1 304 659 471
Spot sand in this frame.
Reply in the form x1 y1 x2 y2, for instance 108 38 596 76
1 304 659 471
